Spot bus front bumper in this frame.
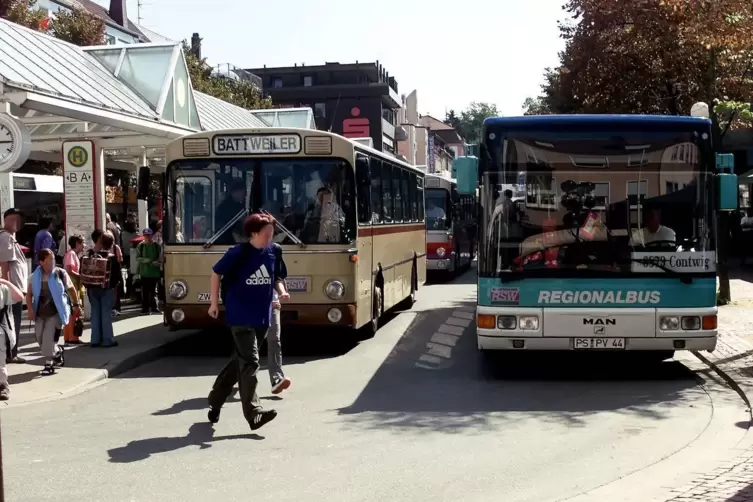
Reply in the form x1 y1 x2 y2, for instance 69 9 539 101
427 257 452 271
477 334 717 352
164 303 357 329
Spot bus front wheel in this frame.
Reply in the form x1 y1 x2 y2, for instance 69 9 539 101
359 285 383 339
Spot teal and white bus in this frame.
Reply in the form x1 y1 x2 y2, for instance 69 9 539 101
453 115 737 360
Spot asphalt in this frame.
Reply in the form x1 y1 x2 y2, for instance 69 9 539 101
0 269 748 502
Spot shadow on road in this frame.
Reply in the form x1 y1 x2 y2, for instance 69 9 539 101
336 289 703 433
107 422 262 463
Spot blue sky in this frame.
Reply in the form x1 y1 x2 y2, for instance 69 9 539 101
108 0 566 118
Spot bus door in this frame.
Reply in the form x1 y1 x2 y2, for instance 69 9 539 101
355 154 375 326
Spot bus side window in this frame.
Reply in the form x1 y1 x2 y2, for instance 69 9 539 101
417 176 425 221
407 171 416 221
370 157 382 224
381 161 393 223
401 168 410 222
391 164 403 222
356 154 371 225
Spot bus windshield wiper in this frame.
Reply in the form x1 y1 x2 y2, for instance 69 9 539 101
203 209 247 249
260 210 305 248
624 257 693 284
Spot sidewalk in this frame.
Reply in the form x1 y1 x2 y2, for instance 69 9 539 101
660 274 753 501
4 303 194 407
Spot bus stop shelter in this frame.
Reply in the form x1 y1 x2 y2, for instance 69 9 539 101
0 17 314 228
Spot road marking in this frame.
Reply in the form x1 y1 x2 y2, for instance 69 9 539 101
445 317 472 328
414 308 476 369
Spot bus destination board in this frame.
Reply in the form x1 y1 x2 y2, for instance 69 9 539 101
212 134 301 155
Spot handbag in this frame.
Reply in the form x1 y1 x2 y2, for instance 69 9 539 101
74 317 84 338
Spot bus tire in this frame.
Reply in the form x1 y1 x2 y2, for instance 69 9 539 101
359 284 383 340
398 265 417 310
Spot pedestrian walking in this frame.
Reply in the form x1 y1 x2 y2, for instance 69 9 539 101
62 235 85 345
136 228 161 314
26 249 81 376
268 291 291 394
32 217 56 270
206 213 289 430
81 231 121 348
0 278 26 399
0 208 28 365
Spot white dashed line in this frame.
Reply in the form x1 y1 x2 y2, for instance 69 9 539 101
415 306 475 369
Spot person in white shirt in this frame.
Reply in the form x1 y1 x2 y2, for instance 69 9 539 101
426 200 446 221
631 207 676 246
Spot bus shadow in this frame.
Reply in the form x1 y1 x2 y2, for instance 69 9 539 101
335 301 702 433
114 327 360 379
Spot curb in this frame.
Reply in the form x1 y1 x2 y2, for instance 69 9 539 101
692 349 753 420
3 334 191 408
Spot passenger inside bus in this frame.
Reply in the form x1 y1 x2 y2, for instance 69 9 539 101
426 199 446 221
301 186 345 243
630 206 676 247
214 180 247 244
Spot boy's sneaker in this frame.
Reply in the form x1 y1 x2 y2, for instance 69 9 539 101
271 377 291 395
41 364 55 376
208 408 221 424
249 409 277 431
54 345 65 367
0 385 10 401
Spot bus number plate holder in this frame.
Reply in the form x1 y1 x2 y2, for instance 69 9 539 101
573 338 625 350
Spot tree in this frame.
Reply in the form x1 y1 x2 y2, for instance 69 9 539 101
444 109 461 130
522 96 551 115
450 102 499 144
539 0 753 128
0 0 47 30
182 40 272 110
50 7 105 46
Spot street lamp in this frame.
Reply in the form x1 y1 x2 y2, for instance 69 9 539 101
691 101 710 118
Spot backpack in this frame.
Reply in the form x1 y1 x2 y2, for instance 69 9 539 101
80 250 111 288
54 268 72 311
220 243 282 304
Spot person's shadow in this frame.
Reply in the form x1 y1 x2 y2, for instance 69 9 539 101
107 422 262 463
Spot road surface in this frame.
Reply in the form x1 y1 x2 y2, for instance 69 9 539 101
1 269 747 502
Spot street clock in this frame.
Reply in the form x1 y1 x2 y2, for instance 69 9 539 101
0 113 32 173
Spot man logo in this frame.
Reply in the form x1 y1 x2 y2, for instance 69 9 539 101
594 326 605 335
67 146 88 167
246 265 272 285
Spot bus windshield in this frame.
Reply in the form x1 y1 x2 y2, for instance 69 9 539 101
426 188 450 229
166 158 356 245
479 129 714 279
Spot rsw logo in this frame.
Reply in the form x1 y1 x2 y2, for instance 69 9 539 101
246 265 272 286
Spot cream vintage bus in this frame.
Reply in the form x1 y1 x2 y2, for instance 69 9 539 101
149 128 427 336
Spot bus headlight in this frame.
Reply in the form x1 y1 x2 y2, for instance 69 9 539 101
168 280 188 300
436 247 447 257
325 280 345 300
660 316 680 330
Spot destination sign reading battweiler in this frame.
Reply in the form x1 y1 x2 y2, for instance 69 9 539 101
212 134 301 155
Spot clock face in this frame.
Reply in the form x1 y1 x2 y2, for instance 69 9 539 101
0 124 13 163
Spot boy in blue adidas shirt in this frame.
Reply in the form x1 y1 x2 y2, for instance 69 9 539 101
207 213 289 431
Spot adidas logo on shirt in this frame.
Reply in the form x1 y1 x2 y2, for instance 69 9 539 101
246 264 272 285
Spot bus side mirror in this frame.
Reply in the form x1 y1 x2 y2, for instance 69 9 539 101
356 157 370 186
136 166 151 200
453 156 478 195
716 153 738 211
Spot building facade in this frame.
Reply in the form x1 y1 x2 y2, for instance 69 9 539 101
397 90 428 167
419 115 463 176
247 61 406 153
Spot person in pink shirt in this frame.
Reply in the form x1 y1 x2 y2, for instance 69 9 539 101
63 235 85 344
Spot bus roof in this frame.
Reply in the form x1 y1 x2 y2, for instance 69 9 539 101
484 115 712 131
168 127 425 175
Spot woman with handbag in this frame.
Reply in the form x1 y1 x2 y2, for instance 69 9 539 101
63 234 85 345
26 249 81 376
